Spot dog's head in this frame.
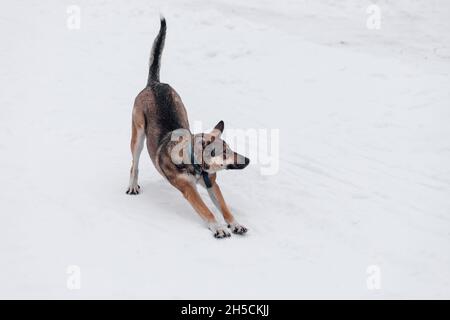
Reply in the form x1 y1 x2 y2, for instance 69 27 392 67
192 121 250 173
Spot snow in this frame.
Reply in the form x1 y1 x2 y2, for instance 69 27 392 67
1 0 450 299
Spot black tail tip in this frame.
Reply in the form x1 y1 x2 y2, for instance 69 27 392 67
160 15 166 27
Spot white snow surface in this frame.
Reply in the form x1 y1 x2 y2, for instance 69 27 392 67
1 0 450 299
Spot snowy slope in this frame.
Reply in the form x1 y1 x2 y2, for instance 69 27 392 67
1 0 449 299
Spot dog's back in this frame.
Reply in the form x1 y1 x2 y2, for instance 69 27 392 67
132 17 189 163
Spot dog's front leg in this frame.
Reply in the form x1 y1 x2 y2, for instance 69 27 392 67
174 178 231 238
207 181 248 235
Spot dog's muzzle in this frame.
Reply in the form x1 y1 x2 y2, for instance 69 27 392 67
227 156 250 170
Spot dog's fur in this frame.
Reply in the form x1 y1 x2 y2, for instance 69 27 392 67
127 18 250 238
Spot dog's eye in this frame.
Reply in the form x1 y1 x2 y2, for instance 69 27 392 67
211 149 215 157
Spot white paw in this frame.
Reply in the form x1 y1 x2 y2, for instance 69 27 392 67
208 223 231 239
126 184 140 195
228 222 248 235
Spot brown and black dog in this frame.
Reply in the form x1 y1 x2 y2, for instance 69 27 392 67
126 17 250 238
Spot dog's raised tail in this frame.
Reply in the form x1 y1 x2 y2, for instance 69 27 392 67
147 16 166 85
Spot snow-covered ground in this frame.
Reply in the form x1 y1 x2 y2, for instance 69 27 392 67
1 0 449 299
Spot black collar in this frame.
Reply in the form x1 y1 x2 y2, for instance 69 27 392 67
190 135 212 189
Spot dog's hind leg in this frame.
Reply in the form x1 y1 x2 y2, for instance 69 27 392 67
204 178 248 235
126 111 145 195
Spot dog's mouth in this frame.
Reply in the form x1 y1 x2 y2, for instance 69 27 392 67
226 157 250 170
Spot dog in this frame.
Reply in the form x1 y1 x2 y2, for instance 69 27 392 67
126 17 250 238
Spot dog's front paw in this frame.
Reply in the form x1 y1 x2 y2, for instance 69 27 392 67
126 185 140 195
208 223 231 239
214 229 231 239
228 222 248 235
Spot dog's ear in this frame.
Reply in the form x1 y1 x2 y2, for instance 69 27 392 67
211 120 224 137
